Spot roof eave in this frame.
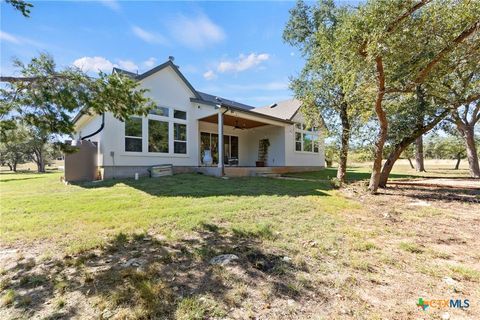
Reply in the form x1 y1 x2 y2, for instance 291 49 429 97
190 97 294 124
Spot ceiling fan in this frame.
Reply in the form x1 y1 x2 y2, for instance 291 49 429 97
233 119 246 130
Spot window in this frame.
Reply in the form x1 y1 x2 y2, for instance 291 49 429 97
174 109 187 120
125 117 142 152
124 108 188 154
295 132 302 151
174 123 187 154
200 132 238 165
148 119 169 153
149 106 169 117
295 123 319 153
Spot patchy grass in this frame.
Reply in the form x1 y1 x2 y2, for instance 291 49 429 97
448 264 480 282
0 166 478 319
399 242 424 254
1 290 15 307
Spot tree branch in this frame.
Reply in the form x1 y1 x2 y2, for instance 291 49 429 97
386 0 431 33
414 20 480 84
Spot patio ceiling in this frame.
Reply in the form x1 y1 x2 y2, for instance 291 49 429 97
199 114 268 129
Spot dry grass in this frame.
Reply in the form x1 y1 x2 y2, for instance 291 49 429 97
0 163 479 319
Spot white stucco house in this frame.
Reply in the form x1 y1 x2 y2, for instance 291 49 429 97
70 58 325 180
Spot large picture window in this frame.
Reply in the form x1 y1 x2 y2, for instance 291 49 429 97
148 119 169 153
125 117 142 152
124 107 187 154
295 123 319 153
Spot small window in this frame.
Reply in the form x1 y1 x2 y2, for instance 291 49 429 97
174 109 187 120
125 117 142 152
149 106 169 117
295 142 302 152
174 123 187 154
148 119 169 153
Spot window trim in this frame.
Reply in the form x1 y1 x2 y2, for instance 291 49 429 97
173 122 187 154
148 118 170 154
294 123 320 154
124 116 143 152
123 106 189 156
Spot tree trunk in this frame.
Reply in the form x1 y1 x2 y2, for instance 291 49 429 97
7 163 13 171
379 139 410 188
379 108 450 187
34 149 46 173
37 158 45 173
407 157 414 169
415 135 425 172
463 125 480 178
414 86 426 172
454 153 461 170
337 101 350 183
12 162 17 172
368 57 387 194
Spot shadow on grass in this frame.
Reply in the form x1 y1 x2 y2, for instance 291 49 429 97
1 224 316 319
389 185 480 203
74 173 332 198
284 168 419 181
0 176 45 183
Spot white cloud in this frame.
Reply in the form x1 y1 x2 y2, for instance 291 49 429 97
217 53 270 73
73 56 114 72
169 13 225 49
73 56 138 73
117 60 138 72
0 31 21 44
203 70 217 80
0 30 45 48
143 57 157 68
131 26 168 45
99 0 120 12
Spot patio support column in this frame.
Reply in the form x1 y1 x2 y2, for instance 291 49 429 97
218 109 224 176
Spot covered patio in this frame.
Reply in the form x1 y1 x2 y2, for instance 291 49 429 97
196 106 292 176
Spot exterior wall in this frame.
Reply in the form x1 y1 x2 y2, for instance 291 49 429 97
285 113 325 167
242 125 286 166
80 65 218 169
101 165 197 179
72 64 326 178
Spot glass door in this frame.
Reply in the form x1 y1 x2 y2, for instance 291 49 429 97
200 132 238 166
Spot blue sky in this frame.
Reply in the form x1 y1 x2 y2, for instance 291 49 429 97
0 0 318 107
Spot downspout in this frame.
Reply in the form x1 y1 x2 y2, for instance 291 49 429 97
79 113 105 180
80 113 105 140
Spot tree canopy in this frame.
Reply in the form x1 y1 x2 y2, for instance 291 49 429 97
0 54 156 138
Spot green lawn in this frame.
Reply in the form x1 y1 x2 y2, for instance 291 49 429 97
0 171 354 254
1 167 478 319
